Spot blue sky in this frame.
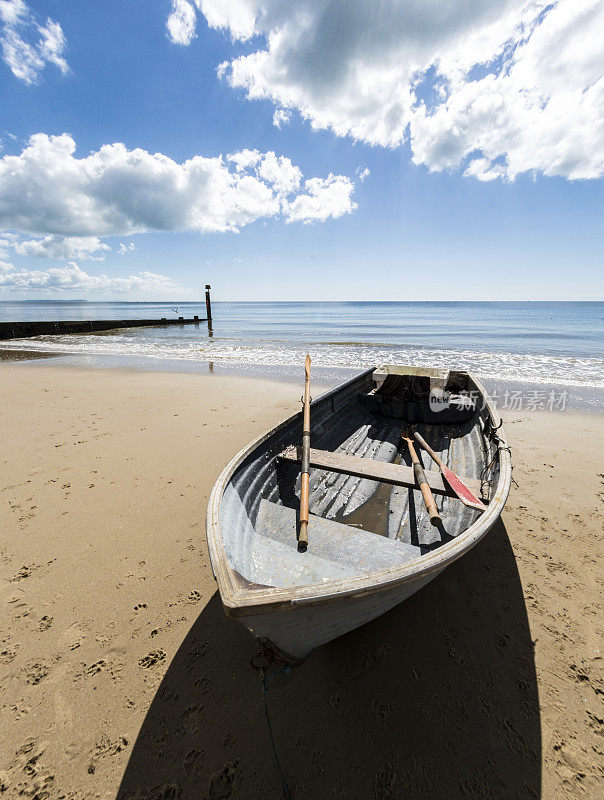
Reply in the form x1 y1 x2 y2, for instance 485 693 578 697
0 0 602 300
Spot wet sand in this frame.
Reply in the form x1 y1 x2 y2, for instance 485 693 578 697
0 364 601 799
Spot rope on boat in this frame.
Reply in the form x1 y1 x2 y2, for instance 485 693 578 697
481 416 518 490
251 644 293 799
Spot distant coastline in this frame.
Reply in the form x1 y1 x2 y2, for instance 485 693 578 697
0 299 89 304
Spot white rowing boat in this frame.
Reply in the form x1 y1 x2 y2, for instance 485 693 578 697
206 365 511 662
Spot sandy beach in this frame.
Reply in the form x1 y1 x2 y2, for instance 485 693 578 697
0 363 601 800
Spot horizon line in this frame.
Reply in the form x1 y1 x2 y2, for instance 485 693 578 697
1 298 603 304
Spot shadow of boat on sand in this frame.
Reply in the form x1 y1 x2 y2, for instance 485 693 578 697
117 519 541 799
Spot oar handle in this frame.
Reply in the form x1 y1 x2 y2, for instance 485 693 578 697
299 474 309 548
299 354 312 549
414 431 445 471
406 438 441 527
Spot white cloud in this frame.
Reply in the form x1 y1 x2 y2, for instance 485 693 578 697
356 167 370 182
182 0 604 182
272 108 291 129
411 1 604 180
0 232 17 259
286 174 357 224
0 0 26 26
256 150 301 195
227 148 261 171
0 261 182 293
13 235 110 260
36 18 67 72
195 0 256 40
166 0 197 46
462 158 508 182
118 242 135 255
0 133 356 239
0 0 68 84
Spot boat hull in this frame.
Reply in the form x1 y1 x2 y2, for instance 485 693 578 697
234 571 440 662
206 366 511 661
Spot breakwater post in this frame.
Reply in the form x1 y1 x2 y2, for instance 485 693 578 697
0 289 213 341
0 316 207 341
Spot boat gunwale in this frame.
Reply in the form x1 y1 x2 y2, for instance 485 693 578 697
206 368 511 617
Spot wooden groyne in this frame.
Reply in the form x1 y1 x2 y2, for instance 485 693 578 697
0 316 208 341
0 286 213 341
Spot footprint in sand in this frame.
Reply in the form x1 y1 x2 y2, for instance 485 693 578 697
0 645 19 664
208 762 239 800
370 699 395 719
6 739 55 798
183 705 202 722
340 641 392 682
156 784 178 800
184 749 203 768
92 735 128 759
87 735 129 774
374 763 398 799
25 663 48 685
586 709 603 731
187 639 210 664
138 650 166 669
10 565 36 582
85 660 107 676
38 616 53 632
61 622 88 651
569 660 601 693
10 702 31 721
194 676 211 694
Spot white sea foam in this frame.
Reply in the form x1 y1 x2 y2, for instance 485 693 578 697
1 333 603 387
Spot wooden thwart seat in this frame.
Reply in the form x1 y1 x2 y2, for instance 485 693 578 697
278 445 486 501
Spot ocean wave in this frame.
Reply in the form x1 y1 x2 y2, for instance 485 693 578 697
1 333 603 387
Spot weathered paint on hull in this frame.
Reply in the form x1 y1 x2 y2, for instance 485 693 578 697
239 571 439 661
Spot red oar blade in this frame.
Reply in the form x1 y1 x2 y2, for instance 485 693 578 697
441 464 486 511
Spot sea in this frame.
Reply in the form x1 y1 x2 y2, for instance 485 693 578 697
1 301 603 408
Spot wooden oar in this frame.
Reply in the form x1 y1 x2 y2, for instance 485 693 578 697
414 431 486 512
298 353 312 550
402 435 442 527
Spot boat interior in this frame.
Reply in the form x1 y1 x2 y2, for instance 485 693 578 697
219 366 502 589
